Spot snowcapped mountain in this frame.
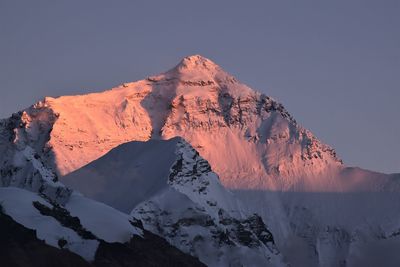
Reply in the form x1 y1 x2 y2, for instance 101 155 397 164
2 55 342 189
62 137 283 266
1 55 400 266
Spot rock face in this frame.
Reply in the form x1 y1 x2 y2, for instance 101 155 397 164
1 55 400 266
0 111 71 204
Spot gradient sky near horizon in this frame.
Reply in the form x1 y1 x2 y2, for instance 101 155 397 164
0 0 399 173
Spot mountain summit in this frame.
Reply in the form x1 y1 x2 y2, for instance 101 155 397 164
170 55 224 73
163 55 238 84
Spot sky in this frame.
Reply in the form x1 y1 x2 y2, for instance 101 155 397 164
0 0 399 173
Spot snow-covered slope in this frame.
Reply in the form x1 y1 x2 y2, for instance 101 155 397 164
0 188 207 267
2 55 400 266
0 186 143 261
0 187 99 260
62 138 179 212
0 207 91 267
62 137 284 266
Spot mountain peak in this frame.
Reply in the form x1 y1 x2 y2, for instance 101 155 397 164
177 55 219 70
163 55 234 83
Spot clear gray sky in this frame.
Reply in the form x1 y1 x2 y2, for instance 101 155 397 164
0 0 399 173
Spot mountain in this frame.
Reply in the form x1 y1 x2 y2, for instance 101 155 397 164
1 55 399 266
2 55 343 190
62 137 283 266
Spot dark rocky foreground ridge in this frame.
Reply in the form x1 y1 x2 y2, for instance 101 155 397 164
0 206 89 267
0 205 205 267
